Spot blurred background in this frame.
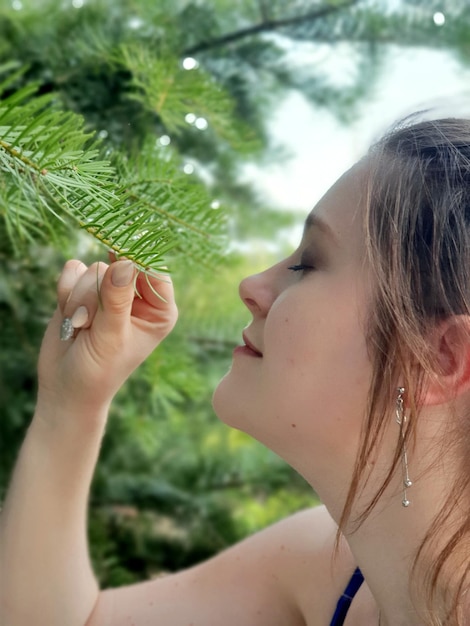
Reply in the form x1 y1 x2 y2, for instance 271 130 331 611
1 0 469 587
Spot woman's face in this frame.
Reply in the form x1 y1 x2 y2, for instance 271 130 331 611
212 164 375 498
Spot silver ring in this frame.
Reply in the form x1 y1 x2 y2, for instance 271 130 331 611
60 317 74 341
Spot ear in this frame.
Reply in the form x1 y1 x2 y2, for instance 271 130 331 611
419 316 470 407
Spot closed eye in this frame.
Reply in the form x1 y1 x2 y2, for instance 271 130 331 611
287 263 316 273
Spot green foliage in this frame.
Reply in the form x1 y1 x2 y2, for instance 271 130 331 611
0 244 66 493
120 44 255 152
0 70 223 271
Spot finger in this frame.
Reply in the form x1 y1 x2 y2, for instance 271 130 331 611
62 261 109 333
92 260 136 337
57 260 88 312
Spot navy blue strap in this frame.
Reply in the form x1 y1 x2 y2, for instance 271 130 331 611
329 568 364 626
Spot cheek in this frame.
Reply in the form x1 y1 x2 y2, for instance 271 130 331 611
262 294 372 436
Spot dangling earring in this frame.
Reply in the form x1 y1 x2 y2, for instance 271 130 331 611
395 387 412 507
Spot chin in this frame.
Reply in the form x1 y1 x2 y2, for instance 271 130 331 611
212 375 271 444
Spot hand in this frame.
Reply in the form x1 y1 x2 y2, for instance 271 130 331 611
36 259 178 426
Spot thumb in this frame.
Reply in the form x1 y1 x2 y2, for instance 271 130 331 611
94 260 136 334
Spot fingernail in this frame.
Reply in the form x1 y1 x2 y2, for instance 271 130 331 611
112 260 135 287
71 305 88 329
60 318 74 341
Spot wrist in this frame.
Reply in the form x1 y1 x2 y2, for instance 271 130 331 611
32 394 110 439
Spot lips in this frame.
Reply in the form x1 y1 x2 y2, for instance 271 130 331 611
242 331 263 357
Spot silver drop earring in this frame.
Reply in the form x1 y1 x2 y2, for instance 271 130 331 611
395 387 412 507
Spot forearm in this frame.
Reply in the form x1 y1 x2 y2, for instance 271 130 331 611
0 406 108 626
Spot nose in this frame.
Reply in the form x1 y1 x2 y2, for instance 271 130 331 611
239 266 279 317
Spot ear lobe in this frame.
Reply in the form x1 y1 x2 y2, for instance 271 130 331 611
420 316 470 407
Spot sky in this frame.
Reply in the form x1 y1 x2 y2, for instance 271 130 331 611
244 45 470 220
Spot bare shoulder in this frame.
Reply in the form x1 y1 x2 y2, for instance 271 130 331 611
87 505 356 626
258 505 357 625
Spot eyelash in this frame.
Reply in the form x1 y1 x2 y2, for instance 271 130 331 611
287 263 315 273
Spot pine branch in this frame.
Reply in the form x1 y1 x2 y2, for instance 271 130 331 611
119 44 258 153
0 75 223 272
183 0 359 54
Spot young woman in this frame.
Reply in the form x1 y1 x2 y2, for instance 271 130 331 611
1 116 469 626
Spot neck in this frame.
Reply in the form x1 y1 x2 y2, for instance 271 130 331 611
343 499 427 625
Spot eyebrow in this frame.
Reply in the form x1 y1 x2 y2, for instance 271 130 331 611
304 213 338 245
